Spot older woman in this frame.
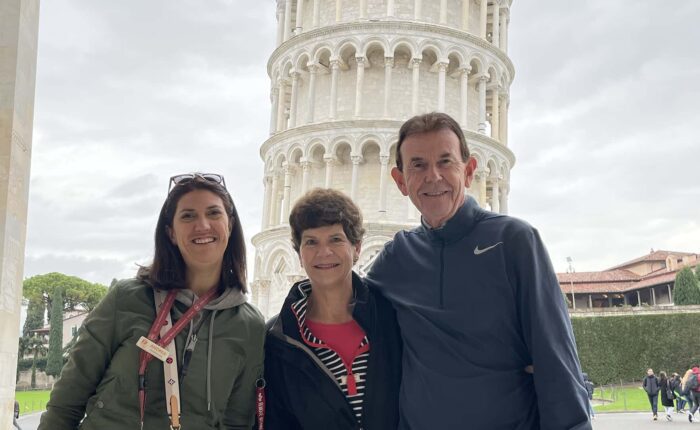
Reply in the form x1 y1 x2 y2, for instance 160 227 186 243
264 188 402 430
38 173 265 430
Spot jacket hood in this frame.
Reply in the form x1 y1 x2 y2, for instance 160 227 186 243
174 285 247 311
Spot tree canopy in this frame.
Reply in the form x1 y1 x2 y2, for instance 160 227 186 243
674 266 700 305
23 272 107 312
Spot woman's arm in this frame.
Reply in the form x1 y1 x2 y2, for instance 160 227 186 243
37 282 121 430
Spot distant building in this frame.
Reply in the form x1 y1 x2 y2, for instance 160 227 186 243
558 250 699 309
29 310 87 354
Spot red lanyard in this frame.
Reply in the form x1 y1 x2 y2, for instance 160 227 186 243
138 287 218 427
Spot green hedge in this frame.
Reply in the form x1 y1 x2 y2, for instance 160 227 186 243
572 312 700 384
17 357 47 372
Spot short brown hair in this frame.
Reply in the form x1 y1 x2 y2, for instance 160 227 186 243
289 188 365 253
395 112 470 171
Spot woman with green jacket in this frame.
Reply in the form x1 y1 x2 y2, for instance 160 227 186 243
38 173 265 430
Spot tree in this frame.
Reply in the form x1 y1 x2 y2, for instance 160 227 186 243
27 336 47 389
45 288 64 377
23 298 44 337
23 272 108 318
696 264 700 283
674 267 700 305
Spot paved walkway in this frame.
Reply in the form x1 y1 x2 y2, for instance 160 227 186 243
593 412 697 429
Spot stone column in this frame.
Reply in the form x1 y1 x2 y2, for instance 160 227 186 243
0 2 39 421
329 59 340 119
499 181 508 214
276 78 287 131
306 64 318 124
359 0 367 19
261 175 272 229
281 163 294 220
350 155 363 200
440 0 447 24
379 155 390 215
668 284 673 304
437 61 448 112
383 57 394 118
459 66 471 126
324 154 337 187
490 175 500 213
414 0 422 20
501 10 509 52
354 56 366 117
479 0 488 39
276 4 285 46
387 0 395 17
312 0 321 27
491 3 500 48
284 0 293 41
476 169 488 207
461 0 470 31
288 70 300 128
411 58 421 115
491 86 500 140
268 172 281 226
294 0 305 35
477 75 487 134
300 158 311 194
499 92 507 144
336 0 342 22
269 86 279 134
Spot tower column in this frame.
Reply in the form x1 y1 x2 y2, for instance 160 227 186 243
284 0 293 41
411 58 422 115
276 78 287 131
350 155 363 200
294 0 305 35
288 70 300 128
329 59 340 119
306 64 319 124
490 175 500 213
387 0 395 17
502 11 510 52
354 56 366 117
491 85 500 140
491 3 500 48
459 66 471 126
437 61 448 112
261 175 272 229
324 154 337 188
439 0 447 24
359 0 367 19
461 0 470 31
499 92 508 145
269 172 281 226
479 0 487 39
477 169 488 207
281 163 294 220
269 86 279 134
477 75 487 134
276 5 285 46
336 0 342 22
312 0 321 27
499 181 509 214
383 57 394 118
300 158 311 194
379 155 390 215
414 0 422 20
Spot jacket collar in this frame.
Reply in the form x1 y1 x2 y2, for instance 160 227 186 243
419 196 484 244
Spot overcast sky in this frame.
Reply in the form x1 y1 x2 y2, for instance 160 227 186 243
24 0 700 287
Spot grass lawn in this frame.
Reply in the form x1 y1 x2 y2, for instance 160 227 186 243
593 385 659 413
15 390 50 415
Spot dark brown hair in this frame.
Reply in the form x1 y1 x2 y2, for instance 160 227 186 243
137 176 247 292
396 111 470 171
289 188 365 253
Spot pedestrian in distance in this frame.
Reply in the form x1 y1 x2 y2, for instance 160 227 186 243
38 173 265 430
686 365 700 422
583 372 596 420
642 368 660 420
671 372 686 413
659 371 675 421
13 399 22 430
680 368 696 420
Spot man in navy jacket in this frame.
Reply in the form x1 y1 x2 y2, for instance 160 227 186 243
366 112 591 429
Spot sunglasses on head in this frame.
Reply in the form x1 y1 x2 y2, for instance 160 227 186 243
168 173 226 193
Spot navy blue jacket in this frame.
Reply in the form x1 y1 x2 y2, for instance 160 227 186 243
366 197 591 430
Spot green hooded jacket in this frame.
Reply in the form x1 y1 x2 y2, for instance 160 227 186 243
38 278 265 430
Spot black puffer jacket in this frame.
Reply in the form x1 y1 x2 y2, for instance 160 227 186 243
264 273 402 430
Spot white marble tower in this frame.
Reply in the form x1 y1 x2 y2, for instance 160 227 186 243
252 0 515 317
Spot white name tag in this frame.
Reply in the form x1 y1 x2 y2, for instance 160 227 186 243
136 336 170 362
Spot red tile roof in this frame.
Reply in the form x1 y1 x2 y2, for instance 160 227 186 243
606 250 697 271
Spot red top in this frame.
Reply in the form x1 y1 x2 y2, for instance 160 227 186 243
306 319 367 367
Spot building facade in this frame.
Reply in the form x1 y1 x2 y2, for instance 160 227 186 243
252 0 516 317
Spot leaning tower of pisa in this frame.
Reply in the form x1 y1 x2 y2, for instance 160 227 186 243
251 0 515 317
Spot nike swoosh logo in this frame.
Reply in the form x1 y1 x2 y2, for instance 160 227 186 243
474 242 503 255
